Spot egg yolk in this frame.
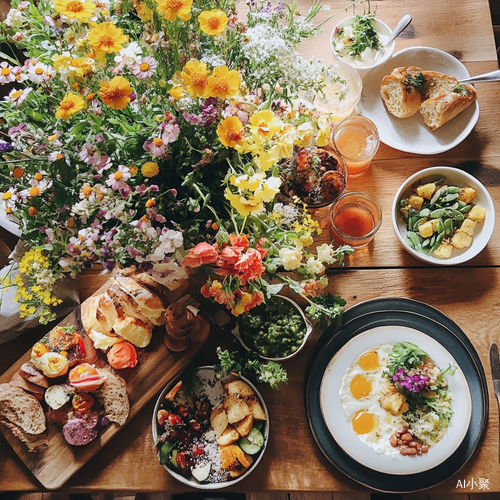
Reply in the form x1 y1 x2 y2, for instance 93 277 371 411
350 374 372 399
358 350 379 371
352 410 377 435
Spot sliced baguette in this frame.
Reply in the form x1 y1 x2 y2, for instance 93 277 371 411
380 74 422 118
421 70 459 99
419 84 477 130
94 368 130 426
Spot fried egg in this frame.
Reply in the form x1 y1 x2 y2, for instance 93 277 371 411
340 343 406 457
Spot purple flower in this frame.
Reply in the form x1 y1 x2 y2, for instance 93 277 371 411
8 123 28 138
0 142 13 152
104 259 115 272
393 368 429 393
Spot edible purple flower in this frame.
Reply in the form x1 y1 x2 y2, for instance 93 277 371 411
393 368 430 393
0 142 13 152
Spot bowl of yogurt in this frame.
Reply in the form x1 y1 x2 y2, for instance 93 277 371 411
330 15 394 74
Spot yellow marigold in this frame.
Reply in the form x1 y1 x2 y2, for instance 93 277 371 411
55 92 86 120
133 0 153 21
206 65 240 99
129 165 138 175
217 116 245 148
53 0 96 22
87 22 128 53
169 85 185 100
181 60 209 98
198 9 228 36
98 76 132 109
249 110 283 141
71 57 95 78
156 0 192 21
141 162 159 177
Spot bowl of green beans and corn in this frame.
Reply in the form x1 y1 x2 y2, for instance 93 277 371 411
232 295 313 361
392 166 495 265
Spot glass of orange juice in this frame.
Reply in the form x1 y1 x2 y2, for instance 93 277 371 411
329 192 382 248
332 116 380 177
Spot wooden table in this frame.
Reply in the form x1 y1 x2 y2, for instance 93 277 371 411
1 0 500 494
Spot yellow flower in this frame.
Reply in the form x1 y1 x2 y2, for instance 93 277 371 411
217 116 245 148
169 85 185 99
88 22 128 53
231 292 253 317
71 57 96 78
198 9 228 36
249 110 283 141
294 121 315 148
230 172 264 192
53 53 73 72
53 0 96 22
55 92 86 120
181 60 209 98
142 162 159 177
156 0 193 21
254 144 282 172
260 176 281 202
133 0 153 21
98 76 132 109
279 247 302 270
129 165 138 175
224 189 263 216
206 65 241 99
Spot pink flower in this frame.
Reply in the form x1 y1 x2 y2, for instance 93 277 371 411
182 242 218 268
143 138 167 156
0 62 15 84
106 165 131 190
161 122 180 144
132 57 157 79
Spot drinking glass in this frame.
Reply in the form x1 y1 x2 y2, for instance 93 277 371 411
333 116 380 177
329 192 382 248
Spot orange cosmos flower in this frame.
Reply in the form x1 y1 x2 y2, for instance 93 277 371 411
88 22 128 53
198 9 228 36
98 76 133 109
181 60 209 98
156 0 192 21
217 116 245 148
53 0 96 22
55 93 86 120
206 65 241 99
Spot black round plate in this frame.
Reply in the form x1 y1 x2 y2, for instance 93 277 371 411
306 309 487 493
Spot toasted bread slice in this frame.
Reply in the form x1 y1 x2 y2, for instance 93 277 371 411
421 70 459 99
94 368 130 426
233 414 253 438
381 74 422 118
113 314 153 348
216 425 240 446
419 84 476 130
0 419 47 451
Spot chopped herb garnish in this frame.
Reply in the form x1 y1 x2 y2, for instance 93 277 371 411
403 72 426 91
452 84 470 96
336 14 382 58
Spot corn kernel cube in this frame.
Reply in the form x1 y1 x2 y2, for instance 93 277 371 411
433 241 453 259
467 205 485 223
418 221 434 238
458 187 476 204
460 218 476 236
430 219 440 231
451 231 473 249
416 183 436 199
408 195 424 211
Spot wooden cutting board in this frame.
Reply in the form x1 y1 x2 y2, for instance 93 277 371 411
0 280 211 490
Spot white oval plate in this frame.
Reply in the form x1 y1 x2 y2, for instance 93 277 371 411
392 166 495 265
358 46 480 154
320 325 472 475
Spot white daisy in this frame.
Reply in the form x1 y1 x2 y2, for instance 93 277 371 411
27 62 54 83
4 87 31 107
0 62 16 84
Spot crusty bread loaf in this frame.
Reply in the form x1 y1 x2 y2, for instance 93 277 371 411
113 314 153 348
421 70 459 100
94 368 129 426
106 284 154 327
380 74 422 118
0 383 47 451
420 84 477 130
0 420 48 452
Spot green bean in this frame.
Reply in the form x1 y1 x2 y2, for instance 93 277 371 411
440 193 459 203
447 208 465 221
435 177 446 186
457 200 466 209
437 219 444 233
413 218 427 231
430 188 442 205
430 232 444 253
448 202 459 210
447 186 460 193
430 208 447 218
408 231 422 251
444 218 454 237
399 199 408 208
419 208 431 217
460 204 473 214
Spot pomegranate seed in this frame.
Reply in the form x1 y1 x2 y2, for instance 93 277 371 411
190 420 201 431
168 414 182 426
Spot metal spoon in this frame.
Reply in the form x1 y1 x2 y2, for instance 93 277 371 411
459 69 500 84
374 14 412 63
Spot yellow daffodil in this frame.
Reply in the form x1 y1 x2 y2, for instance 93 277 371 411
53 0 96 22
217 116 245 148
156 0 193 21
169 85 185 99
55 92 86 120
206 65 241 99
181 60 209 97
198 9 228 36
98 76 132 109
141 162 160 177
249 110 283 141
88 22 128 53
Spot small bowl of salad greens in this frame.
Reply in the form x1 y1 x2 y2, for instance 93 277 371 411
232 295 313 361
330 14 394 73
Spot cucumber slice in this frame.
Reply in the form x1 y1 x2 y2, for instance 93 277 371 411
159 441 174 465
238 427 264 455
170 449 180 469
253 421 264 431
191 463 211 482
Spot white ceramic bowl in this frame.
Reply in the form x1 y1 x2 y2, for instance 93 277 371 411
330 16 394 75
392 166 495 265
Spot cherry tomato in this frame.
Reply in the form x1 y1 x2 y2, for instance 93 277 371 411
168 414 182 426
177 405 189 418
193 445 204 457
176 451 186 468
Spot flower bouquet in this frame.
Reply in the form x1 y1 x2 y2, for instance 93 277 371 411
0 0 356 336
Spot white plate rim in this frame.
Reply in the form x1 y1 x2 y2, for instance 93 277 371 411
319 325 472 475
358 46 480 155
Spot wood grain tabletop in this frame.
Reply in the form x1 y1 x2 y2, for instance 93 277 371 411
1 0 499 494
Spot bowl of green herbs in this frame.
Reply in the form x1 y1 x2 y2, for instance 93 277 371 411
330 14 394 73
232 296 313 362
